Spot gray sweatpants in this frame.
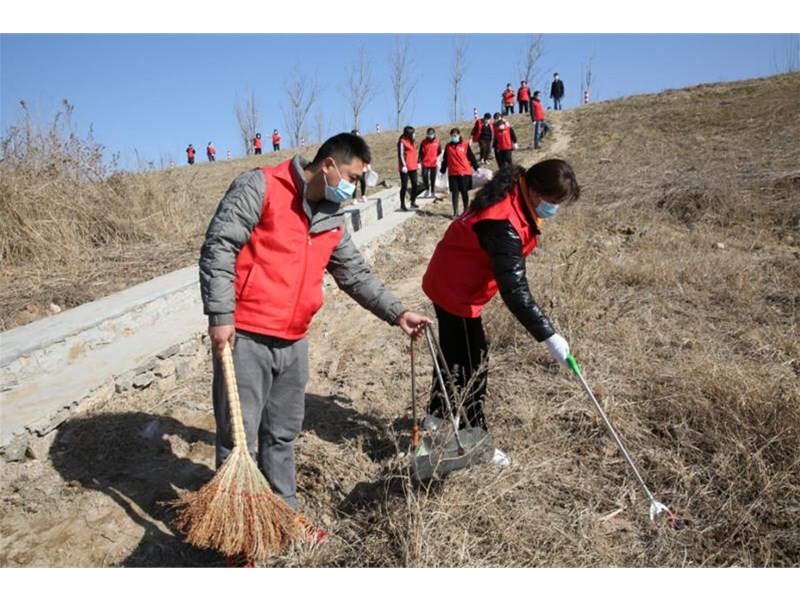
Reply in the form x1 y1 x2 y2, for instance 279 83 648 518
212 330 308 510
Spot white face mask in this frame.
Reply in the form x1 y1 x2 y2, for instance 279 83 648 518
498 124 506 131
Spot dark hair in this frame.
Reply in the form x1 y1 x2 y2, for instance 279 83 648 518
427 127 435 134
533 90 541 97
450 128 461 136
493 112 501 119
402 125 415 138
470 159 579 213
483 112 492 119
310 132 371 167
554 72 559 77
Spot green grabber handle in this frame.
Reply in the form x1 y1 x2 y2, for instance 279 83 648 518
566 354 581 376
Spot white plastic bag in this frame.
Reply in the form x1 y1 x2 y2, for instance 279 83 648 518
434 153 449 196
365 165 379 187
471 167 493 188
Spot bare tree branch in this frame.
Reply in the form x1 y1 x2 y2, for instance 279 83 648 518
282 69 322 148
389 38 419 130
450 38 469 122
341 47 378 132
233 90 260 155
516 34 544 85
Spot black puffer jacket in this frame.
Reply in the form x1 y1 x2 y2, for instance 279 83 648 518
472 218 555 342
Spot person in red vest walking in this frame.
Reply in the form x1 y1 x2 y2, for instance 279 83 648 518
397 125 419 211
421 159 580 464
418 127 442 199
252 133 263 155
470 112 494 165
492 113 518 169
186 144 196 165
271 129 281 151
531 90 551 149
502 84 516 116
206 141 216 162
199 132 430 517
440 128 479 218
518 80 531 114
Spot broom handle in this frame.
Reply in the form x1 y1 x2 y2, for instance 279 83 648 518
221 343 248 450
410 338 419 449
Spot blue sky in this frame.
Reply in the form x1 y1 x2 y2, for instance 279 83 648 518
1 27 797 170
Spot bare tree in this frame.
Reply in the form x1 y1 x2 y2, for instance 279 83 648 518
389 38 419 130
516 34 545 86
450 38 469 122
282 68 322 148
312 112 332 143
233 90 260 155
581 56 595 104
341 47 378 132
773 34 800 73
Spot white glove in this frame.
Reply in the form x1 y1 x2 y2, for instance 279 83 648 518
513 143 519 150
543 333 570 366
401 166 408 173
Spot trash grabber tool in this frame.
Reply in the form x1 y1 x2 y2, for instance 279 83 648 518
566 354 678 529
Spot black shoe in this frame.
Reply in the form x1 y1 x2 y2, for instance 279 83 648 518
401 206 408 211
410 202 419 209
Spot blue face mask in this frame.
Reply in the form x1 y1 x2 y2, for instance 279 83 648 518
427 134 435 140
451 136 460 144
324 161 356 204
535 199 560 219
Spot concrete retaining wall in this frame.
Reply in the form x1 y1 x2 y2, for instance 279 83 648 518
0 185 428 454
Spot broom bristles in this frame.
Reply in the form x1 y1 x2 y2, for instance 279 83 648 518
171 445 306 560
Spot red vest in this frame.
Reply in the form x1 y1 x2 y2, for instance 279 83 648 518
187 147 196 158
444 140 472 176
518 86 531 102
493 124 513 150
502 89 515 105
471 119 483 142
207 145 215 156
398 137 419 171
422 184 538 318
254 137 263 149
272 133 281 145
233 160 344 339
532 99 545 121
420 138 441 168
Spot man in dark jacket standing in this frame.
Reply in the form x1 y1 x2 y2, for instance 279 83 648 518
550 73 565 110
199 133 430 513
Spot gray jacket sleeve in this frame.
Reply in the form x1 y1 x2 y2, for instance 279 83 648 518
199 169 265 325
326 229 406 325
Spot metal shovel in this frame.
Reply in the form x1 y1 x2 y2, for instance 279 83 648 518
566 354 678 528
408 324 495 481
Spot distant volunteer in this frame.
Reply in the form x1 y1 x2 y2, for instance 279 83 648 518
439 128 479 218
418 128 443 199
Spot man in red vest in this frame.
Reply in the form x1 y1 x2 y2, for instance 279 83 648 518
418 127 442 199
253 133 263 155
206 142 216 162
397 125 419 210
531 90 551 149
186 144 196 165
272 129 281 151
518 80 531 114
470 112 494 165
199 133 430 515
502 84 515 116
492 113 518 168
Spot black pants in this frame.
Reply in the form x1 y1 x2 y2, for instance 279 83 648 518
503 104 514 115
207 155 215 162
273 144 280 151
448 174 471 216
477 138 492 163
255 148 262 155
400 170 419 209
519 100 529 114
188 157 195 165
428 304 488 430
421 166 437 195
495 149 513 169
351 172 367 199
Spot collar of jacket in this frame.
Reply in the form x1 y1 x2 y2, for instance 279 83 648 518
289 155 346 234
518 176 543 233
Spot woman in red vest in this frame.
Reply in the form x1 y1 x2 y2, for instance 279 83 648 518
272 129 281 151
518 80 531 114
439 127 479 217
470 112 494 165
418 128 442 199
253 133 263 155
502 84 516 115
186 144 196 165
397 125 419 211
492 113 518 169
421 159 580 464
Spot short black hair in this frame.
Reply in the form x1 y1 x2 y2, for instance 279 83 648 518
483 112 492 119
426 127 435 134
310 132 371 167
450 128 461 136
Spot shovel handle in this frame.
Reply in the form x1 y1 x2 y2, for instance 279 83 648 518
410 338 419 450
221 343 247 450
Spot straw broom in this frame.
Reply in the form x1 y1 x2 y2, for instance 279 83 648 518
170 342 306 561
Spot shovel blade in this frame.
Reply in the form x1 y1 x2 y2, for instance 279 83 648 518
410 427 495 482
